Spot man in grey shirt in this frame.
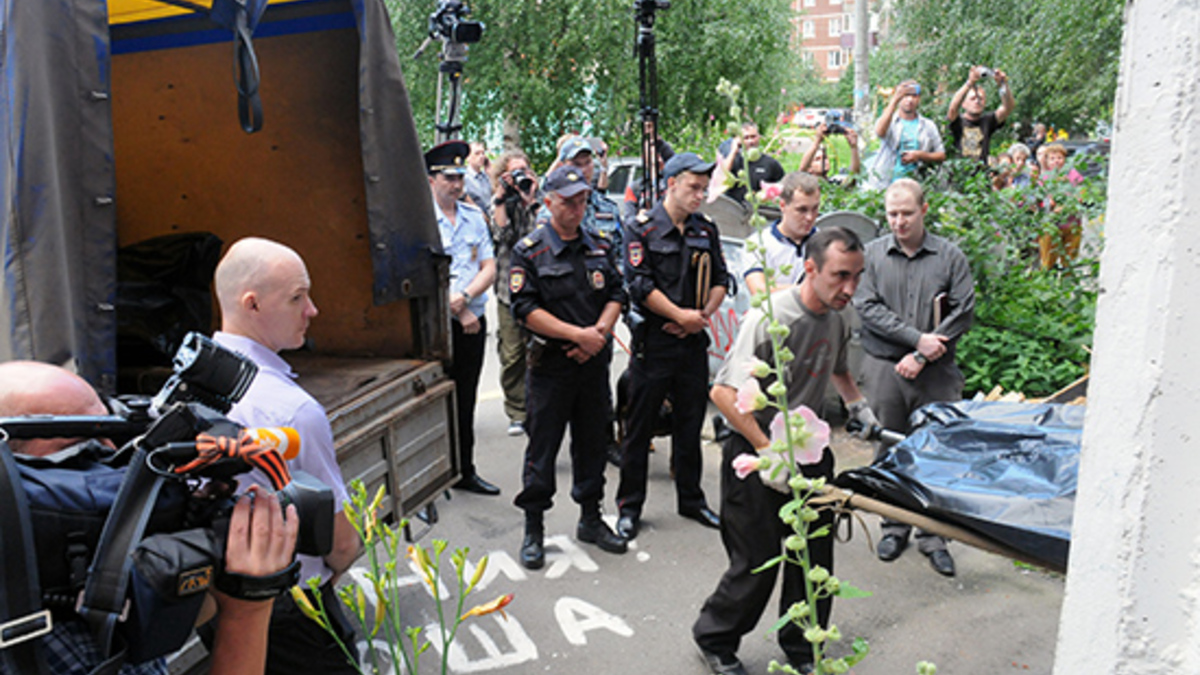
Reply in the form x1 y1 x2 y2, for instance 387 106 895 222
853 178 975 577
464 141 493 218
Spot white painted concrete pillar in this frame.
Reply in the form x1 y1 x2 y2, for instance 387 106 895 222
1055 1 1200 672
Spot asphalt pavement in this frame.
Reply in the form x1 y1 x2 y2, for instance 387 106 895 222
344 307 1065 675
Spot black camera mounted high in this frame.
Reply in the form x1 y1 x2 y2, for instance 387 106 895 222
414 0 485 143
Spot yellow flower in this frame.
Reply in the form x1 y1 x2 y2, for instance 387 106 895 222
460 593 513 621
289 586 328 630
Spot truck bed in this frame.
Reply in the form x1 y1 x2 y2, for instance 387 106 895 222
289 354 458 522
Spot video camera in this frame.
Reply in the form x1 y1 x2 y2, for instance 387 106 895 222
428 0 483 44
0 332 334 666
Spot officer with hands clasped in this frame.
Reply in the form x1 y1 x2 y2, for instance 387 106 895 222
616 152 730 539
510 165 628 570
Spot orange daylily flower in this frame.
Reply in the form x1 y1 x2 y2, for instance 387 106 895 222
460 593 514 621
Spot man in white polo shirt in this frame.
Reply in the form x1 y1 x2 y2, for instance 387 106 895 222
212 237 362 674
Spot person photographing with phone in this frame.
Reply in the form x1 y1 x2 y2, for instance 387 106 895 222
865 79 946 190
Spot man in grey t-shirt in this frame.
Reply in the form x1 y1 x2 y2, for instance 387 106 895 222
693 227 877 675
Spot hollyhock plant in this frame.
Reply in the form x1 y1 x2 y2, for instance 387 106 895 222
715 76 882 675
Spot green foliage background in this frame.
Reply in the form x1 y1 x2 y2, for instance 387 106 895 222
823 159 1103 397
384 0 806 166
870 0 1126 137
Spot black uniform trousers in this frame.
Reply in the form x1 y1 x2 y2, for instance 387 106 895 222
450 316 488 479
693 432 834 666
861 352 963 553
514 349 611 517
617 333 710 519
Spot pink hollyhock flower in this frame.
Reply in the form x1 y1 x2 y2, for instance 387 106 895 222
732 453 764 480
760 182 782 202
768 405 831 465
735 378 768 413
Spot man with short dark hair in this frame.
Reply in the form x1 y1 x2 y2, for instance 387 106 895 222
744 171 823 296
616 152 730 538
854 178 975 577
510 165 628 569
716 122 785 203
212 236 364 673
463 141 493 217
866 81 946 189
693 227 875 675
946 65 1015 165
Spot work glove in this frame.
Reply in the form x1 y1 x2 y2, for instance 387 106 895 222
847 399 880 440
755 449 792 495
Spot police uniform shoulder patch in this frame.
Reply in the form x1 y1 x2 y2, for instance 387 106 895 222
590 268 605 290
628 241 644 267
510 267 526 294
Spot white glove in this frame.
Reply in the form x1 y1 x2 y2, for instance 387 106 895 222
848 399 880 439
756 450 792 494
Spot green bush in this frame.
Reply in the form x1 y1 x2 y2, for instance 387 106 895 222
822 158 1103 398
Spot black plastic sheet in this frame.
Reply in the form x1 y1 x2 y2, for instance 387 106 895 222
836 400 1082 571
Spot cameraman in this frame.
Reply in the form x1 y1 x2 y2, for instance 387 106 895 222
490 149 541 437
0 361 299 675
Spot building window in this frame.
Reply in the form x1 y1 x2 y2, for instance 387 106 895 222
831 0 843 4
802 51 814 65
829 16 841 36
804 0 816 6
802 20 814 38
829 50 846 68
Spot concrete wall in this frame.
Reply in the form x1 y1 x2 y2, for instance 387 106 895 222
1054 1 1200 672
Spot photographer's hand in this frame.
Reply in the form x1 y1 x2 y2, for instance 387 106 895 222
209 486 298 675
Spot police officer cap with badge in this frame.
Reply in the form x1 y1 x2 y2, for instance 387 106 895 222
424 139 470 175
509 164 628 570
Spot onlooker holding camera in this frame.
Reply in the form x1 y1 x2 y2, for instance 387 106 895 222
714 122 785 204
866 80 946 190
212 237 362 675
799 122 860 185
946 65 1015 166
490 149 541 437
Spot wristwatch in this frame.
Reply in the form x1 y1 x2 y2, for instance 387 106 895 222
460 289 473 303
911 351 928 365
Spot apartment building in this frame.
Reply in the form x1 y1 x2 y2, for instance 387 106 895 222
793 0 885 81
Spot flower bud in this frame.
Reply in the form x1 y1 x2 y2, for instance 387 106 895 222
804 626 825 644
750 359 771 378
807 566 830 583
784 534 807 551
745 147 763 162
767 381 787 398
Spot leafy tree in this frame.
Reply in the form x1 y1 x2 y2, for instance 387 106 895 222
384 0 808 166
869 0 1125 138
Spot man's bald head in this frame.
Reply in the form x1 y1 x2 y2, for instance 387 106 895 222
214 237 318 353
0 361 107 456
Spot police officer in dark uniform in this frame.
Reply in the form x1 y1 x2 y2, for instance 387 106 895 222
616 152 730 539
510 165 628 570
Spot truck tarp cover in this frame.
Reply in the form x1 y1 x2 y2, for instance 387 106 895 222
836 400 1081 570
0 0 438 392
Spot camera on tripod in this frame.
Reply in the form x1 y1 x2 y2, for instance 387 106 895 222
428 0 483 44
